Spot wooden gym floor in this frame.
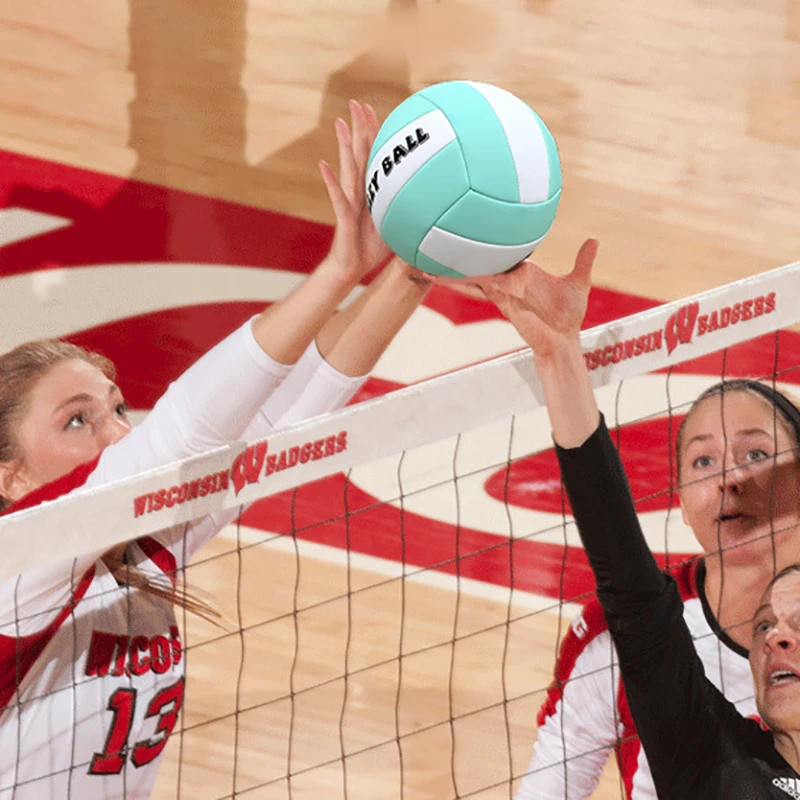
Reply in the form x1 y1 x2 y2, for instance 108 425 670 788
2 0 800 797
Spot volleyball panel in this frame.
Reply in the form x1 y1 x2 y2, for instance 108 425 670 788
415 250 467 279
465 81 561 203
369 93 440 156
418 81 520 202
435 190 562 246
418 226 546 278
379 142 469 268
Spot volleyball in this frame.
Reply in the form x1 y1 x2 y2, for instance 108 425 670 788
366 81 562 279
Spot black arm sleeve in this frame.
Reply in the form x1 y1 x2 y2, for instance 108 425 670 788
555 416 753 793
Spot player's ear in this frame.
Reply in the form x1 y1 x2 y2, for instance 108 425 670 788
0 460 28 508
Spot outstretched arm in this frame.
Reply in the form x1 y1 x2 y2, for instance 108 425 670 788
0 101 404 625
483 243 748 796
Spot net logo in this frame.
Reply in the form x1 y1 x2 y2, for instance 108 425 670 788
132 431 349 515
664 302 699 355
696 292 775 337
230 430 348 496
583 291 776 370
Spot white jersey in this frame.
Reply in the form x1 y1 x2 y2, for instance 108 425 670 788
515 559 758 799
0 320 366 800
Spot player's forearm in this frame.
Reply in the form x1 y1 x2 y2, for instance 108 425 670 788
533 336 600 448
313 261 394 359
320 259 431 378
251 256 356 366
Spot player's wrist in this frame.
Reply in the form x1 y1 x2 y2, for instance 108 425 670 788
385 259 434 297
312 254 362 297
531 331 583 366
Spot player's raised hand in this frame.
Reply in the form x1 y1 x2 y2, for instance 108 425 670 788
319 100 392 285
479 239 599 358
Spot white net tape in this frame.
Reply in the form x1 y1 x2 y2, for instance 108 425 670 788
2 260 797 583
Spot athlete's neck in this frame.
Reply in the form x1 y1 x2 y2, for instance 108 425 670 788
773 729 800 775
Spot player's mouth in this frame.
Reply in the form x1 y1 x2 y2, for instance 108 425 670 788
716 508 745 521
767 666 800 691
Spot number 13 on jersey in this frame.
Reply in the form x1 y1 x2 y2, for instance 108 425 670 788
89 678 185 774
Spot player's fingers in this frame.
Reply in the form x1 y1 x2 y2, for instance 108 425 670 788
335 117 358 201
349 101 372 186
480 280 516 318
319 160 354 224
363 103 381 143
480 261 528 299
446 281 488 300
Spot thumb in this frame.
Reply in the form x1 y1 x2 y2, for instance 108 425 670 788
570 238 599 285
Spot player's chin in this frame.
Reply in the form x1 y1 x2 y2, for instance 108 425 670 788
707 521 771 560
759 689 800 731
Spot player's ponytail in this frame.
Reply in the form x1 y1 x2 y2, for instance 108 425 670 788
0 340 220 624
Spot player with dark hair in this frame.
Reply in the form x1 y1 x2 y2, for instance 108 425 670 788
484 241 800 797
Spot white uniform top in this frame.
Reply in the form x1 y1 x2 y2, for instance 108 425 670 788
515 559 758 799
0 319 367 800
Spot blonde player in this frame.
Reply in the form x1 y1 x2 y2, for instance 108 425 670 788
480 244 800 798
0 102 430 799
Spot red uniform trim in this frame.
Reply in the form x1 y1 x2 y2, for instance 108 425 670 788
0 456 104 711
536 600 610 728
136 537 178 588
0 566 96 711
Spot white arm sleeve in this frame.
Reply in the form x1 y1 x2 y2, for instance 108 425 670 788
155 339 368 565
85 317 291 489
0 319 291 631
515 629 621 800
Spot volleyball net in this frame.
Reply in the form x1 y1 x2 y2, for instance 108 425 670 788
2 260 800 799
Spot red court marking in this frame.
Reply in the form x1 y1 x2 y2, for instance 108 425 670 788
485 416 684 515
239 474 691 602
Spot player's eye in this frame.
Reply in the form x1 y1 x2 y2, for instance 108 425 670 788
744 448 769 464
691 454 713 469
115 402 129 417
754 619 772 635
64 412 87 430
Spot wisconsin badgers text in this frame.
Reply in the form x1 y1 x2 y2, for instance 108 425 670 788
133 431 348 517
583 292 776 371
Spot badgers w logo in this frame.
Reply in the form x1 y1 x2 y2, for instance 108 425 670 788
774 777 800 798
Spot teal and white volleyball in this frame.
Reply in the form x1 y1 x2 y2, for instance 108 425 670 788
366 81 562 278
